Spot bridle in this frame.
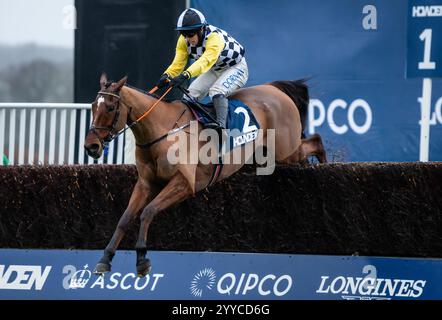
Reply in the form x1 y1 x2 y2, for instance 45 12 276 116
88 85 187 150
88 91 124 147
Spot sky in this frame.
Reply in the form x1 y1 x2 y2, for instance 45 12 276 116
0 0 75 48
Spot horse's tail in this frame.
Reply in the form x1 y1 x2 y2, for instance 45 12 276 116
269 79 309 138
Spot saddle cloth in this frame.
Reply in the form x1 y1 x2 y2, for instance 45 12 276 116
182 99 261 152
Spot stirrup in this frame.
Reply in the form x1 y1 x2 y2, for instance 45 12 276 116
204 121 223 130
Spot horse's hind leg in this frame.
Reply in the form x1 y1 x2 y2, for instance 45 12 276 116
284 133 327 164
94 180 155 275
135 172 192 277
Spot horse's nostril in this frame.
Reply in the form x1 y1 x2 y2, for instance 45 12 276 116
85 143 100 153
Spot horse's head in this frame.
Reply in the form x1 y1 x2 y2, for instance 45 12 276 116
84 73 128 159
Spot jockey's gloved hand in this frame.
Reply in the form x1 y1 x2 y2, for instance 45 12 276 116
156 74 170 89
170 71 190 87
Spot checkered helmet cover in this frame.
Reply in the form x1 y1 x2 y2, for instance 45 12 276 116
176 8 207 31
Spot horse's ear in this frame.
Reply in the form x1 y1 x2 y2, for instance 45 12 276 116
115 75 128 91
100 73 108 88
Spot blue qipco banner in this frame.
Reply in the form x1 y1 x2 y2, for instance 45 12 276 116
191 0 442 162
0 249 441 300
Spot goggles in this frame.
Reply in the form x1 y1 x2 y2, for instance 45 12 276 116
180 30 198 38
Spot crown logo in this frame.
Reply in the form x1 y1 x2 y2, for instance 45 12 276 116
69 264 92 289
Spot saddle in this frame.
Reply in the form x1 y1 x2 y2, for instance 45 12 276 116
182 98 261 187
182 98 260 137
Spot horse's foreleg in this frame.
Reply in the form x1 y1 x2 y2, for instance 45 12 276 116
283 133 327 164
94 180 155 275
309 133 327 163
135 173 192 277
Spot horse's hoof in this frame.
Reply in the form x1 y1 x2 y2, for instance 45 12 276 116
136 259 152 278
93 262 111 275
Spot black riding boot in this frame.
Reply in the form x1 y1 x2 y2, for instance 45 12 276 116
205 94 228 130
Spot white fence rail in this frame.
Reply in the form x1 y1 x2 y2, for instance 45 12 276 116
0 103 127 165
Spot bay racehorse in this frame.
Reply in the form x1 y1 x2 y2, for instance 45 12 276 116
84 74 326 277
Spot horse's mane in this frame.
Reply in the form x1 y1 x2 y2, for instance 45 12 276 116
124 83 174 103
103 80 174 102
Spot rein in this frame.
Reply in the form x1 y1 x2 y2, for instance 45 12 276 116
90 85 184 149
108 86 174 143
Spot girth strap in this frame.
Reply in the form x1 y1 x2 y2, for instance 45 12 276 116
136 123 191 149
207 157 224 188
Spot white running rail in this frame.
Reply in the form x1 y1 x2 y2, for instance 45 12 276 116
0 103 127 165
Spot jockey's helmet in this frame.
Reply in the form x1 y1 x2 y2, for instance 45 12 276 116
175 8 207 31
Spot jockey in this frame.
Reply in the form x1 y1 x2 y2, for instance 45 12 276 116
156 8 249 129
